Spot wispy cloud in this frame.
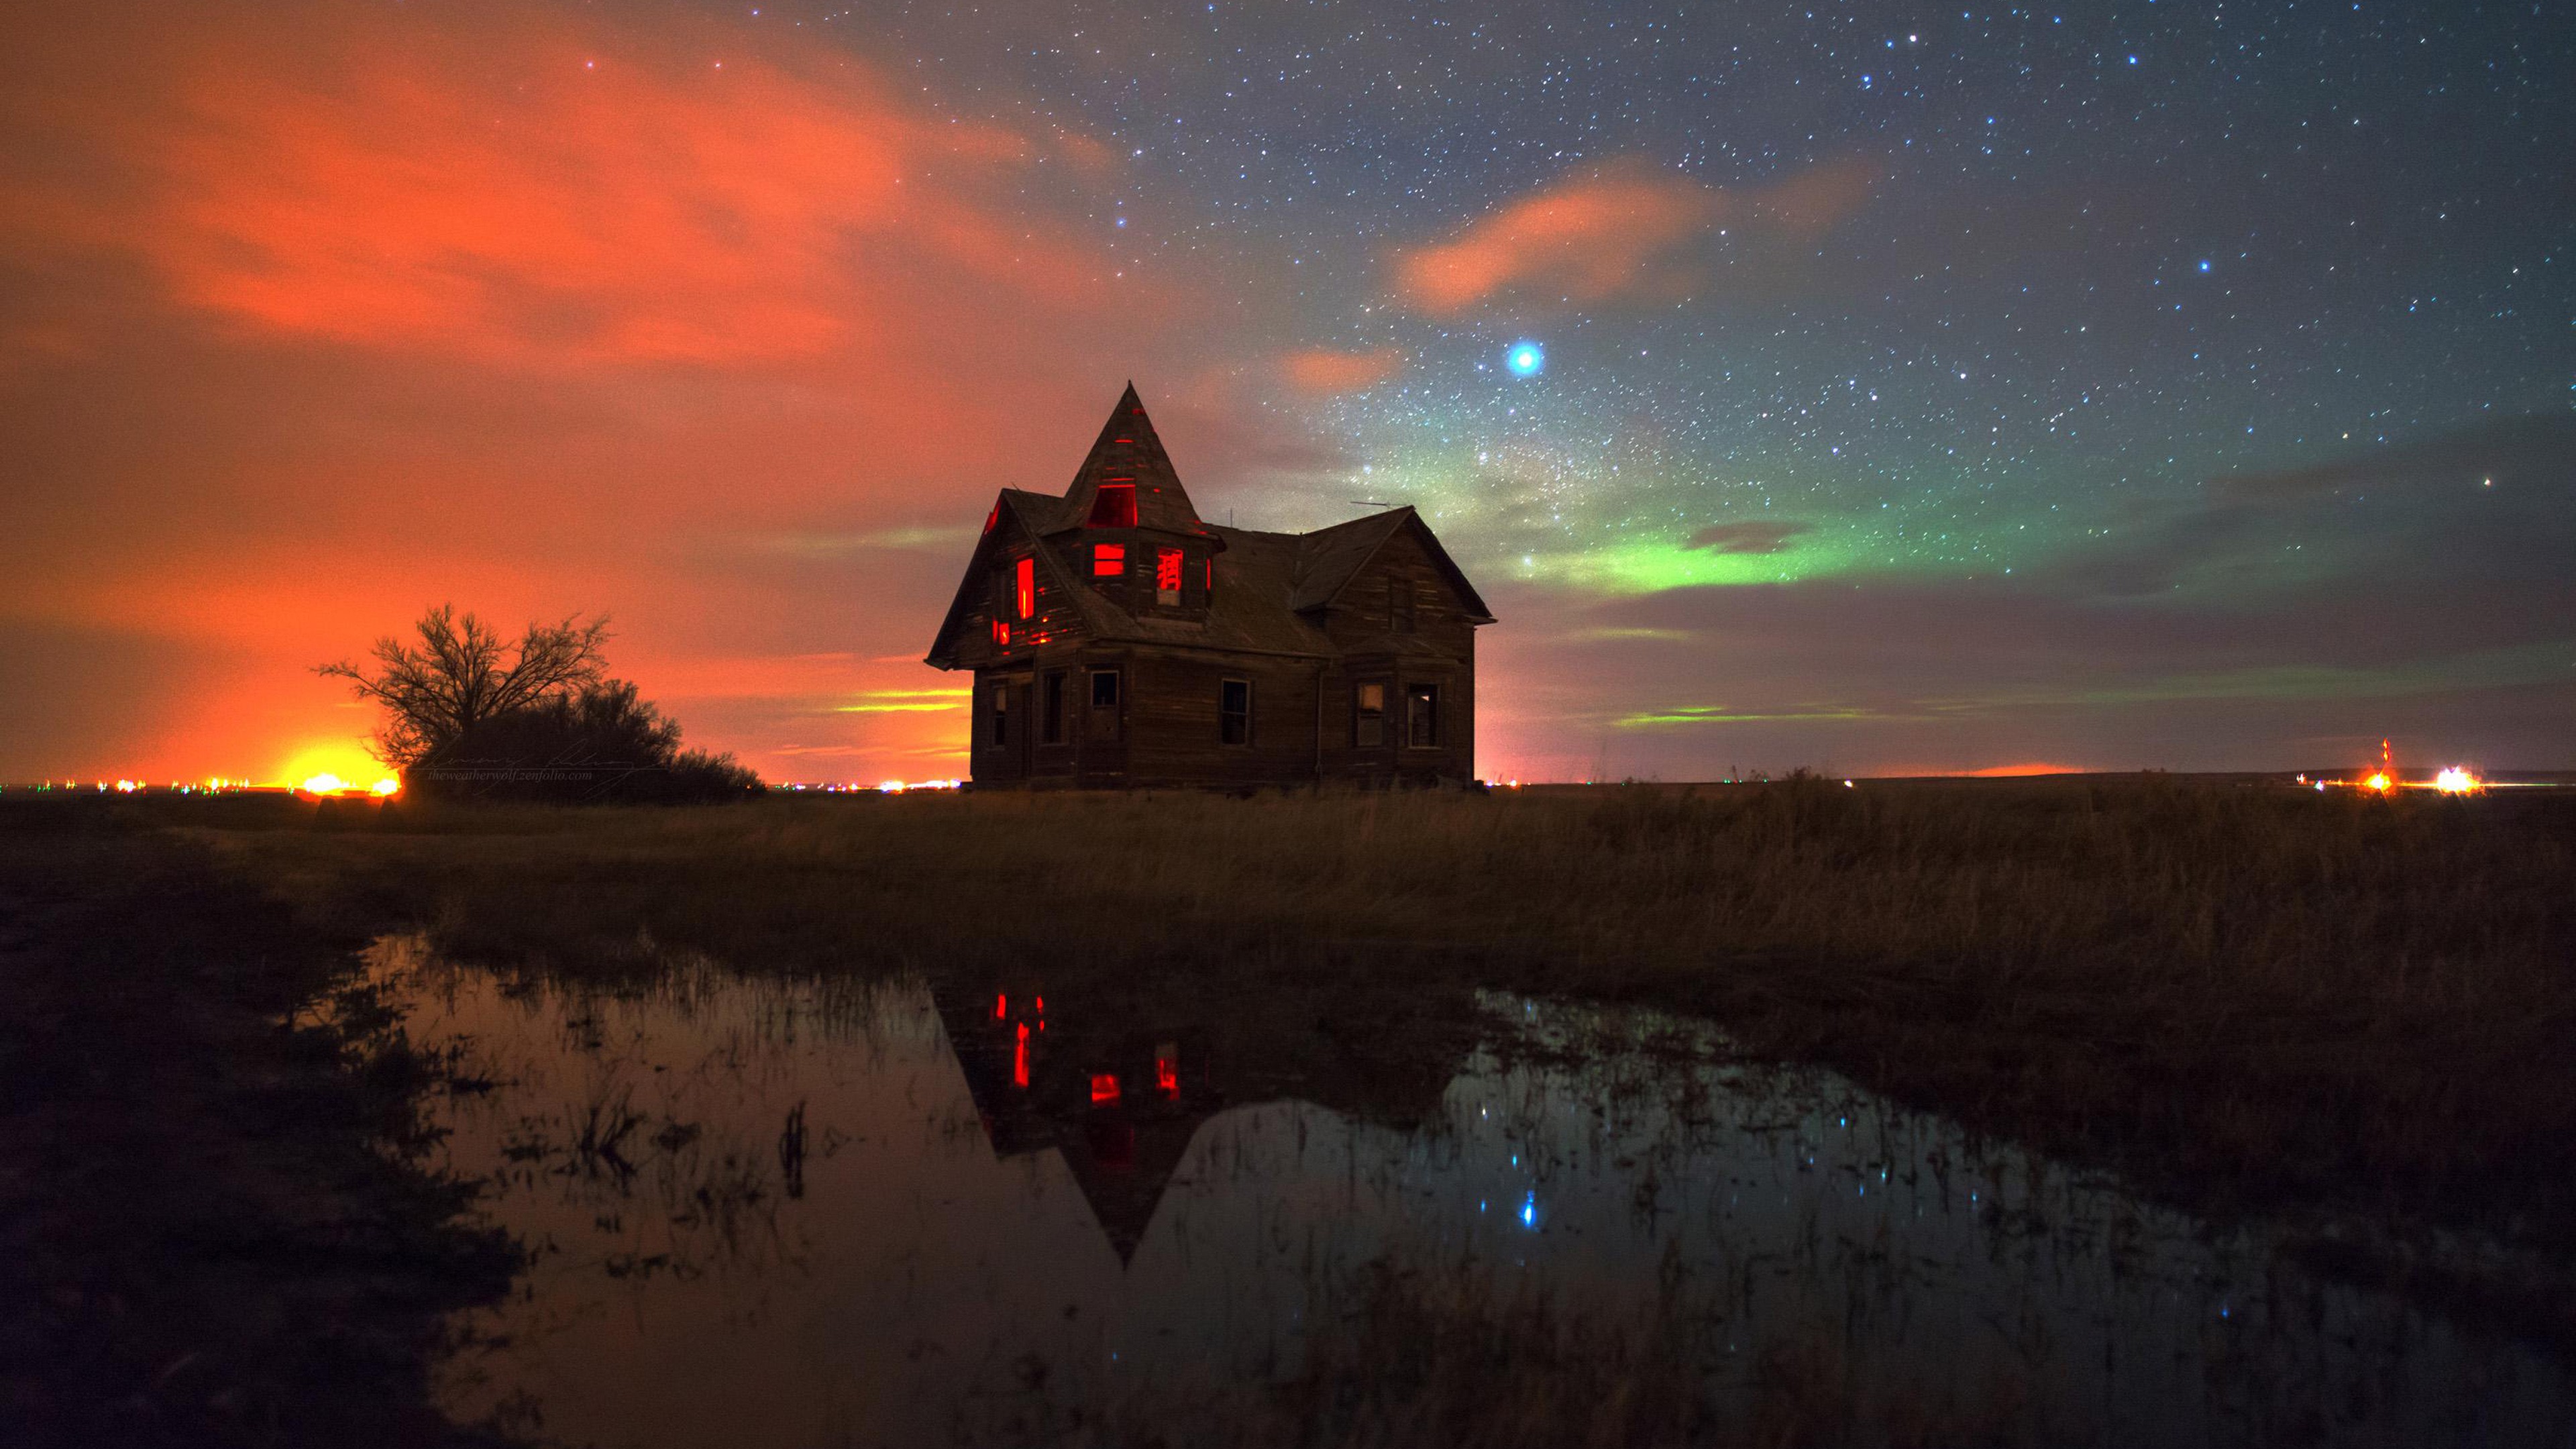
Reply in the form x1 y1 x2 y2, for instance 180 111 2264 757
1390 158 1879 315
1281 347 1403 394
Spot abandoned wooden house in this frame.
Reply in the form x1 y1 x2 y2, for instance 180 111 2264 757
925 384 1495 788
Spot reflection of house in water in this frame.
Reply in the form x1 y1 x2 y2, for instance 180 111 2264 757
932 977 1470 1265
936 987 1227 1263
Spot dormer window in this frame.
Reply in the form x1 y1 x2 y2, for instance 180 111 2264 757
1155 547 1183 605
1088 482 1138 527
1093 543 1126 577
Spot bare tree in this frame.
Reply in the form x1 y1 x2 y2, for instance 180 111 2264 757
318 605 610 768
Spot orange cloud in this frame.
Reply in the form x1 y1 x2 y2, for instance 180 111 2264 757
7 6 1130 369
1391 158 1880 315
1281 347 1404 394
0 5 1214 786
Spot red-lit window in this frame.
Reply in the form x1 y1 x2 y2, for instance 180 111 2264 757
991 618 1010 647
1203 557 1214 594
1013 1022 1029 1089
1014 556 1034 619
1087 482 1137 527
993 993 1008 1020
983 502 998 533
1093 543 1126 576
1090 1073 1121 1105
1155 1042 1179 1097
1155 547 1183 606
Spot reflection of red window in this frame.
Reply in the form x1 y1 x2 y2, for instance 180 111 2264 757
1087 482 1138 527
1090 1073 1120 1105
1155 547 1183 605
992 619 1010 646
1014 557 1034 619
1093 543 1126 576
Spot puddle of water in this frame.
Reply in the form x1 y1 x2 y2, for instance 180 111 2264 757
364 935 2572 1448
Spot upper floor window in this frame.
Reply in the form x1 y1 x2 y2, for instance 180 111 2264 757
1389 578 1415 634
1407 682 1439 747
1155 547 1183 606
1087 482 1138 527
1091 669 1121 709
1092 543 1126 577
1014 556 1034 619
1220 678 1252 745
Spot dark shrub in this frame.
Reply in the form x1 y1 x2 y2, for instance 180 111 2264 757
409 680 761 804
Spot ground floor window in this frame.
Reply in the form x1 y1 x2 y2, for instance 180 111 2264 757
1220 678 1252 745
1042 671 1067 744
1406 682 1439 747
1354 681 1385 747
1090 669 1121 741
988 684 1010 746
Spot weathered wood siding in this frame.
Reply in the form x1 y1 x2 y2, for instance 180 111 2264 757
1312 527 1478 786
1123 648 1324 788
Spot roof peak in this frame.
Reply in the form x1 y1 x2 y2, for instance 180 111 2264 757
1060 384 1201 533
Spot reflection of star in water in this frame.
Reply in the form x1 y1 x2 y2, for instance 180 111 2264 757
1506 341 1544 376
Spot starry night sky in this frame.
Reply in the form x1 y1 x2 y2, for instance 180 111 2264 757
2 1 2570 782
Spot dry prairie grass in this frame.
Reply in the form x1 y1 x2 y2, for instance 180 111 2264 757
54 777 2576 1320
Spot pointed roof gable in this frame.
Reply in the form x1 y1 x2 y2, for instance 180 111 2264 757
1057 383 1205 535
1292 506 1496 622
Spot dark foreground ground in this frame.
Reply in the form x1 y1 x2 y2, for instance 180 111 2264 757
0 824 515 1446
3 777 2573 1444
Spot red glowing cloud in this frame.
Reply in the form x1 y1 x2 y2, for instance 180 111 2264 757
1391 158 1881 316
10 11 1118 368
1281 347 1404 394
0 4 1215 784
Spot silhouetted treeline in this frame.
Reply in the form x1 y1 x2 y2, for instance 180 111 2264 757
408 680 761 804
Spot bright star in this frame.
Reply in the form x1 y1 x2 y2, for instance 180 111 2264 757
1505 341 1544 376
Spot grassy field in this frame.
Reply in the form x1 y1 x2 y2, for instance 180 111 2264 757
7 773 2575 1432
188 780 2576 1230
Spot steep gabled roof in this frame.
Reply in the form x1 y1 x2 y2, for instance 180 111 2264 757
1291 506 1497 622
924 488 1117 668
1057 383 1204 535
926 387 1494 669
